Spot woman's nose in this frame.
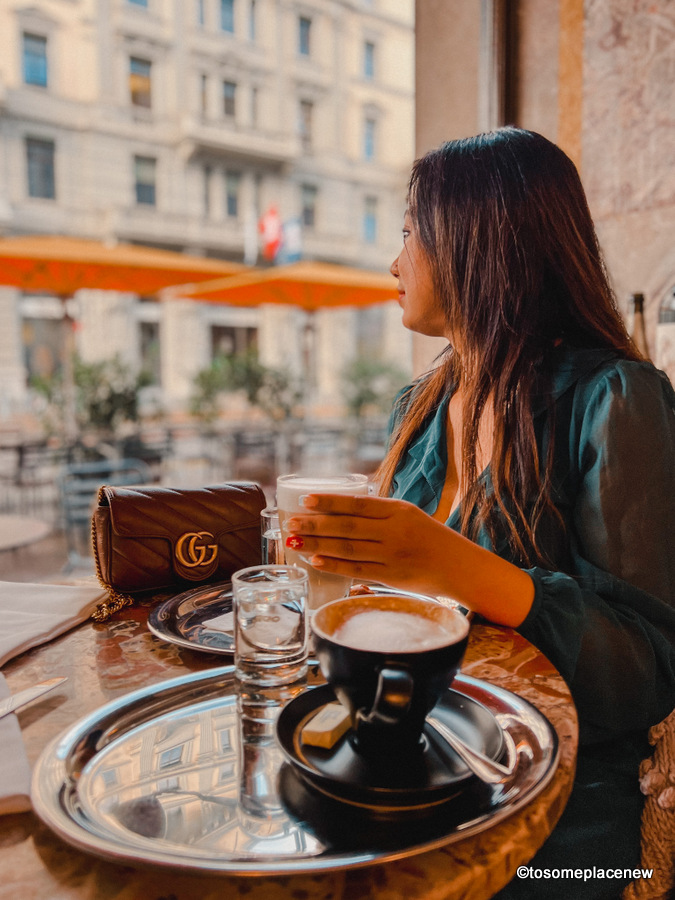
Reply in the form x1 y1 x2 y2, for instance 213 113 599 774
390 256 399 277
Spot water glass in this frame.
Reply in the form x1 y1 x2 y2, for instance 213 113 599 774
261 507 283 565
232 565 309 687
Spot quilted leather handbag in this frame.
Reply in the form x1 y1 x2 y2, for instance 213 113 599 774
91 481 266 620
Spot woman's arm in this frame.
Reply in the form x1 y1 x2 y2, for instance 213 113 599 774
285 494 535 626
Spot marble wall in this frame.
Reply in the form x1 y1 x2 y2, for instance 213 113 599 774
583 0 675 381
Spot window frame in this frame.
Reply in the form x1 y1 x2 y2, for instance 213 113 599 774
25 136 56 199
22 32 48 87
221 0 235 33
301 183 318 229
134 154 157 206
129 56 152 109
223 79 237 117
298 16 311 56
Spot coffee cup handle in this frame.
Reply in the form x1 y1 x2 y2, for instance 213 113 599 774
356 667 414 728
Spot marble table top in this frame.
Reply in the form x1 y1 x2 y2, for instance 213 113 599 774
0 599 578 900
0 515 51 553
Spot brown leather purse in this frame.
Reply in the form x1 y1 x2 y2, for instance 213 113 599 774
91 481 266 621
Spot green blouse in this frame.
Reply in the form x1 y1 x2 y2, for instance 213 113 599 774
389 345 675 745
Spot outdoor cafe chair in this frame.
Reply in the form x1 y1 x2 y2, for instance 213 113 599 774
59 458 152 572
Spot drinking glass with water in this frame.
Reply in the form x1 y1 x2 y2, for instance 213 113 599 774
231 565 309 688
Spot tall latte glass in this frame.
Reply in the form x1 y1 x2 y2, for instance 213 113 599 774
276 474 368 611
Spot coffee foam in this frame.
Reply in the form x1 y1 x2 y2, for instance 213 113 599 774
315 594 469 653
333 609 462 652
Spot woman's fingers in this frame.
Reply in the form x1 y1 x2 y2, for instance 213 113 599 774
303 493 395 518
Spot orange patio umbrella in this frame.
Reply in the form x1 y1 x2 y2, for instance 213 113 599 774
0 234 246 439
0 234 246 296
174 259 397 311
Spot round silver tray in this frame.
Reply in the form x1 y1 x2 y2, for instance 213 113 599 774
31 666 559 875
146 582 464 656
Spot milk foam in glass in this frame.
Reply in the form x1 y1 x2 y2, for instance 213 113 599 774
276 474 369 610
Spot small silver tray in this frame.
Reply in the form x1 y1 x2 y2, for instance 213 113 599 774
147 582 236 654
31 666 559 875
146 582 466 657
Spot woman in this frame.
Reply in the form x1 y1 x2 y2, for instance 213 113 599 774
284 128 675 897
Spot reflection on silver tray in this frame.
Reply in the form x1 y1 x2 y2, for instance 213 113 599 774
147 582 236 654
31 666 559 875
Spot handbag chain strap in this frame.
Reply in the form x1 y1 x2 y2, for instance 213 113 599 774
90 487 135 622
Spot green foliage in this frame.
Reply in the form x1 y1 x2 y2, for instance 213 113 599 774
341 357 408 419
190 351 303 423
30 355 150 438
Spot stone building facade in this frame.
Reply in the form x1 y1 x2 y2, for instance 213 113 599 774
0 0 414 420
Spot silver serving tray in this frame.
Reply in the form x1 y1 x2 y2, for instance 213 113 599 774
146 582 467 657
31 666 559 875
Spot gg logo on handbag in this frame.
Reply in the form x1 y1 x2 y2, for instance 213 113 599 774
175 531 219 579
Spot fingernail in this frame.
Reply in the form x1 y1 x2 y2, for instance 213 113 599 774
301 494 318 508
310 555 324 568
286 517 299 530
286 535 304 550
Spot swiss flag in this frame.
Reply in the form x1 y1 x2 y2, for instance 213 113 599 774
258 206 282 261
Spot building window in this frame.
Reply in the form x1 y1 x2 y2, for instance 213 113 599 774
364 117 376 161
23 33 48 87
197 0 205 26
249 0 256 40
299 99 313 151
301 184 317 228
203 164 212 216
221 0 235 32
364 41 375 80
26 137 55 199
200 73 208 116
128 0 149 6
211 325 257 360
134 155 156 205
298 16 311 56
159 746 183 769
250 86 258 126
223 80 236 117
129 57 152 108
225 171 240 217
363 196 377 243
139 319 161 385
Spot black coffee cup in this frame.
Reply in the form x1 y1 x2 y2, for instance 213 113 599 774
311 593 470 757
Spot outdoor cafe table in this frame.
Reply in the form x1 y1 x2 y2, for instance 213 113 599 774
0 598 578 900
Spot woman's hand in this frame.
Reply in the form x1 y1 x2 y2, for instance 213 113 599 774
285 493 535 627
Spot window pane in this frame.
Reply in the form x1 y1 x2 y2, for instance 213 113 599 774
299 100 313 151
364 42 375 79
26 137 55 199
128 0 149 6
299 17 311 55
23 33 47 87
223 80 236 116
200 73 208 115
203 164 212 215
364 196 377 243
134 155 156 205
197 0 205 26
221 0 235 32
364 118 376 160
301 184 317 228
130 57 152 107
139 320 161 385
225 171 240 217
249 0 256 40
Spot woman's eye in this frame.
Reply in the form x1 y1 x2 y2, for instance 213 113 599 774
402 229 410 241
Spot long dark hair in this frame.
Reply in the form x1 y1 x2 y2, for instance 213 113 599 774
377 128 641 565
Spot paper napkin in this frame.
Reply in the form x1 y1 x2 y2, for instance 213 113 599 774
0 580 104 815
